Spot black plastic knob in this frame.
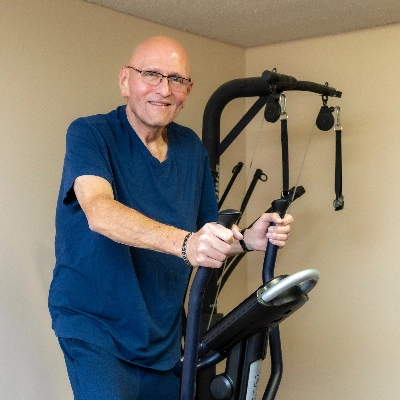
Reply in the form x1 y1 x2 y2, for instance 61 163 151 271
210 375 233 399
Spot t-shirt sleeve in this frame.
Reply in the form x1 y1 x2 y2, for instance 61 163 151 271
61 118 113 204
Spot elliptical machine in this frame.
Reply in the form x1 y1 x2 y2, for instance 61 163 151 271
175 70 342 399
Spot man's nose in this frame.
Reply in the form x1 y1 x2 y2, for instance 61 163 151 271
157 77 172 96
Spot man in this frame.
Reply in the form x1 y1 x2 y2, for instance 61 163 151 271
49 36 293 400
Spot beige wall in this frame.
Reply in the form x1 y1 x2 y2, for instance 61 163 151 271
1 0 399 398
245 24 400 399
0 0 245 398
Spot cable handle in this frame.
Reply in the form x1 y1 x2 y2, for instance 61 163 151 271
262 199 290 283
180 209 241 400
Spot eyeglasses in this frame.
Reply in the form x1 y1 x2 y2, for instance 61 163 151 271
127 66 191 92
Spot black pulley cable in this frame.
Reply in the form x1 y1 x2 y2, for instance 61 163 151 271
281 118 289 194
218 162 244 210
179 209 242 400
263 93 290 195
278 94 290 197
333 107 344 210
315 95 344 210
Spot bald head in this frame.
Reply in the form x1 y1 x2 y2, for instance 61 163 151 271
129 36 191 79
119 36 193 138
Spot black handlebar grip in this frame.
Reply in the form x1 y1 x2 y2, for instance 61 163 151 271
271 199 290 219
217 209 242 229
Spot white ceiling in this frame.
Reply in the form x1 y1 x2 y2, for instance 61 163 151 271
85 0 400 48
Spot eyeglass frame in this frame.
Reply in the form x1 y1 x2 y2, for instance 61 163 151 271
126 66 192 91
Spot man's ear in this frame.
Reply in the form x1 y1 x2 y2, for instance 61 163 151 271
186 81 194 97
119 67 129 98
180 82 193 110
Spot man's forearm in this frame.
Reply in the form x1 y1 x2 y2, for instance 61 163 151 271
85 196 188 257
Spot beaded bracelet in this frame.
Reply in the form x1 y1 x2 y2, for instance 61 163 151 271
239 229 253 252
182 232 194 268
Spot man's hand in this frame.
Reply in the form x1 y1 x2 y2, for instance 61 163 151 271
184 212 293 268
184 223 242 268
242 213 293 251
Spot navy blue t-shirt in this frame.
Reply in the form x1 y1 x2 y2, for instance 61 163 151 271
48 106 218 370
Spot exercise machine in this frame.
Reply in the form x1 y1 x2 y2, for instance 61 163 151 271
175 70 342 399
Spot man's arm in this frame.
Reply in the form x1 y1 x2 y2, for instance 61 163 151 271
74 174 236 268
